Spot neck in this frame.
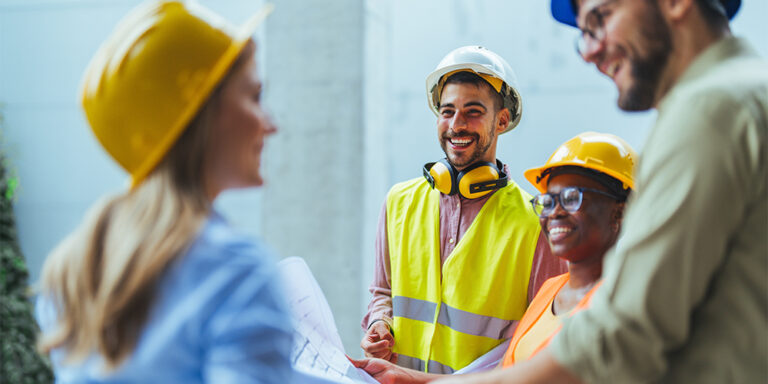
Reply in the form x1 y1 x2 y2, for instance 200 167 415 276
566 256 603 290
204 172 221 202
653 8 731 107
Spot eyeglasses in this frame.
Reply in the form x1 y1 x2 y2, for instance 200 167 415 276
575 0 621 59
530 187 620 217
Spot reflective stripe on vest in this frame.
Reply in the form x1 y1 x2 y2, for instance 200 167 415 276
386 177 540 373
393 296 436 324
437 302 517 340
394 297 517 340
397 354 456 374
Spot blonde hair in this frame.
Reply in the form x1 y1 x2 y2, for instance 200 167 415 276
38 41 255 369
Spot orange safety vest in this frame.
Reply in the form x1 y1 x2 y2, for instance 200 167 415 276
501 273 602 367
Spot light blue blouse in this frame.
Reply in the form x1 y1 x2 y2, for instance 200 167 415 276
36 213 293 383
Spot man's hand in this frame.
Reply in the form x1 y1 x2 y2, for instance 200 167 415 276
349 356 429 384
361 320 397 362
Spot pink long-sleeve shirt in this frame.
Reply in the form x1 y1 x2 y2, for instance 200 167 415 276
362 186 567 331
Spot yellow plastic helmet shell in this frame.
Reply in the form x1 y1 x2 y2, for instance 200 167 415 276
524 132 637 193
425 46 523 133
81 1 273 187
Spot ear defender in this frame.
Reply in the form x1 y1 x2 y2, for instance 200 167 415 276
458 160 508 198
423 159 508 199
423 158 458 195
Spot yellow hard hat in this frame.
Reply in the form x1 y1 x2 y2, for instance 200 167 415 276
524 132 637 193
81 1 273 187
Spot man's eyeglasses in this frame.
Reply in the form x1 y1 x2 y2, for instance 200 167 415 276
530 187 620 217
575 0 621 58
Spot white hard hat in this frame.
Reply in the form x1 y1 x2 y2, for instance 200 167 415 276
426 46 523 133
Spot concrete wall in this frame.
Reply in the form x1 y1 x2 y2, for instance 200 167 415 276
260 0 369 355
1 0 766 359
386 0 768 196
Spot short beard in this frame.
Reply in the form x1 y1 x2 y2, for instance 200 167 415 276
618 4 673 111
440 121 496 169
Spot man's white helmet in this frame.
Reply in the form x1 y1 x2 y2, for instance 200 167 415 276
426 46 523 133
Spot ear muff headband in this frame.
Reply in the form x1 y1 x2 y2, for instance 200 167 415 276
423 159 507 199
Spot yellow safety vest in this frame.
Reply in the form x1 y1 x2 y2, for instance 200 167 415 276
387 178 540 373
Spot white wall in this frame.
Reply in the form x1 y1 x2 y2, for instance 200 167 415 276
385 0 767 197
2 0 766 359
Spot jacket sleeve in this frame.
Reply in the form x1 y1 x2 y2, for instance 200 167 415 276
361 201 394 330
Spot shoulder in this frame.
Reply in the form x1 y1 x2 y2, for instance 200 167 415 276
499 178 533 200
387 177 429 197
537 274 569 295
648 53 767 177
385 177 434 209
493 178 536 217
660 51 768 138
156 214 288 328
165 214 282 298
188 214 277 267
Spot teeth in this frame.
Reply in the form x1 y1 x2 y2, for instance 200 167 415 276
606 62 619 77
450 138 472 146
549 227 572 235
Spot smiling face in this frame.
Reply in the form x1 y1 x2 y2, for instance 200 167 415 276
576 0 673 111
541 172 623 263
437 81 509 170
204 46 277 198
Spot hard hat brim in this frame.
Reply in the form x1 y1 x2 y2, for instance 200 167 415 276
525 160 634 194
128 4 274 188
550 0 740 27
524 132 636 193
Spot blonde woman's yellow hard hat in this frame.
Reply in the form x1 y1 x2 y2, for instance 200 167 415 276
81 1 273 188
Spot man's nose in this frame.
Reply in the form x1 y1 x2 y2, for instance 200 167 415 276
580 36 606 63
450 112 467 130
261 111 278 134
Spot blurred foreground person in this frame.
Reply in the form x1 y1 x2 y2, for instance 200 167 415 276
437 0 767 382
35 2 292 383
353 132 636 383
